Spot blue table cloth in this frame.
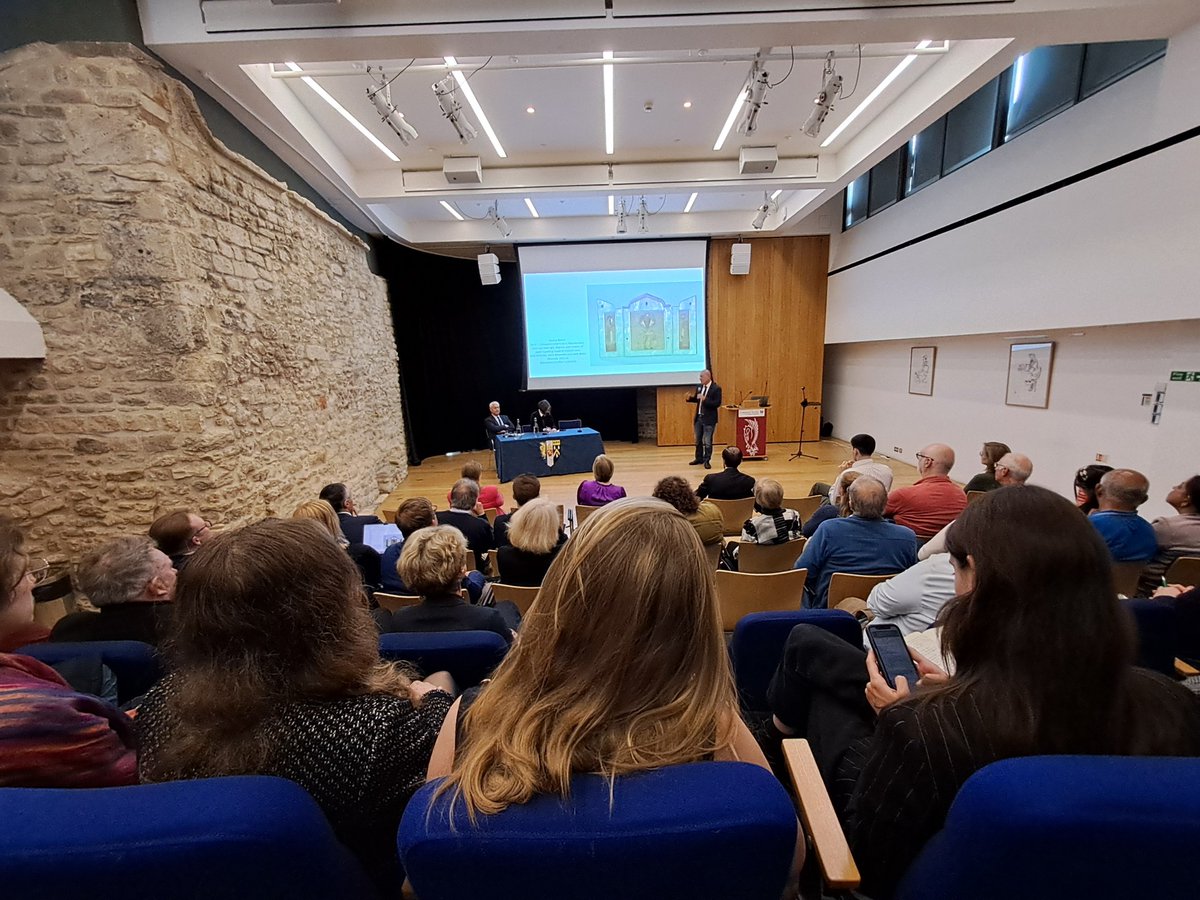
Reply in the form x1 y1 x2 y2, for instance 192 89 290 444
493 428 605 483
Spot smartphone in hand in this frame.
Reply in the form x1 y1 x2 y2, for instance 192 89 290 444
866 623 920 690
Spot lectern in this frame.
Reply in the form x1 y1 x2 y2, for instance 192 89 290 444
735 408 768 460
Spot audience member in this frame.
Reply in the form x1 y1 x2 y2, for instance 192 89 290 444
696 446 755 500
1090 468 1157 563
496 499 567 587
0 516 137 787
448 461 505 513
495 474 544 546
864 554 956 636
724 478 803 571
53 537 176 647
426 497 801 878
884 444 967 538
818 434 894 506
1074 463 1114 514
319 482 382 544
963 441 1012 494
294 499 381 587
436 479 494 571
763 486 1200 897
576 455 627 508
1138 475 1200 595
148 509 214 572
918 451 1033 560
388 526 515 643
137 518 454 889
795 477 918 608
652 476 723 546
381 498 487 604
803 470 862 538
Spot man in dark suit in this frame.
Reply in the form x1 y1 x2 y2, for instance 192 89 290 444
484 400 515 448
436 478 494 572
319 482 382 545
697 446 756 499
685 369 722 469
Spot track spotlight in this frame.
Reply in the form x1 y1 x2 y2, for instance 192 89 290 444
615 199 628 234
802 52 843 139
637 196 649 233
487 202 511 238
751 192 775 231
737 55 770 137
366 72 419 147
433 74 478 144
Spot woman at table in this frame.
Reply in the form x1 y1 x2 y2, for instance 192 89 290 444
531 399 555 433
576 454 627 508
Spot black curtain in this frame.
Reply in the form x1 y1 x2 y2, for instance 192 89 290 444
373 241 639 463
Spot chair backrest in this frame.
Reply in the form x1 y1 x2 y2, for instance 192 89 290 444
894 755 1200 900
966 490 988 504
575 504 601 525
1165 555 1200 587
715 569 808 631
729 610 862 712
399 761 797 900
826 572 895 611
738 538 806 574
703 539 723 570
706 497 756 536
490 582 541 614
378 630 509 688
374 591 423 613
1111 560 1147 597
16 640 162 705
783 495 823 522
484 507 500 525
558 418 582 430
0 776 377 899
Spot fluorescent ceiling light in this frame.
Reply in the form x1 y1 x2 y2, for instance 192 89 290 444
821 40 932 148
770 189 783 200
683 192 698 213
608 194 614 215
603 51 615 155
285 61 399 163
444 56 507 158
439 200 465 221
713 86 746 151
524 198 540 218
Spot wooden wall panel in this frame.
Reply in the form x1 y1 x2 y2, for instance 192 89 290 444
657 236 829 446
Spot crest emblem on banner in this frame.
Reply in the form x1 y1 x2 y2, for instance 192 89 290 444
742 419 760 458
539 440 561 467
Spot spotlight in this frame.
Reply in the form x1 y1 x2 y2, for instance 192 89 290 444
802 52 843 139
366 78 419 146
615 199 628 234
751 192 775 231
433 74 478 144
637 196 649 233
737 55 770 137
487 202 511 238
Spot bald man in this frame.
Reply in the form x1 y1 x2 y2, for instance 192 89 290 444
884 443 968 539
1090 468 1156 563
918 451 1034 560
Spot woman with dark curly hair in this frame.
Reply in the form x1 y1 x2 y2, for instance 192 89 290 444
652 475 723 545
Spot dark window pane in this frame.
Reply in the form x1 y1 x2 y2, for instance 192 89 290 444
1004 44 1085 141
1080 39 1167 98
868 147 904 215
905 118 946 196
844 173 869 229
943 76 1000 175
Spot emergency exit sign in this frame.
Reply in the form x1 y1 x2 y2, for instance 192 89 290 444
1170 371 1200 382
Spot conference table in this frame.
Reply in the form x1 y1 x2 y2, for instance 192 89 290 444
493 428 605 483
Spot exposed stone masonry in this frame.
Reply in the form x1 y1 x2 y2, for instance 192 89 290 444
0 42 408 561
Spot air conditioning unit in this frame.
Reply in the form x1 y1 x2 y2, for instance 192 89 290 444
443 156 482 184
477 253 501 285
730 243 751 276
738 146 777 175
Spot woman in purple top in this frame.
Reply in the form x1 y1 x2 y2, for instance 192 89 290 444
576 454 627 507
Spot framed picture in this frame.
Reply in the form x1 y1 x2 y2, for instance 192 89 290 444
1006 342 1055 408
908 346 936 396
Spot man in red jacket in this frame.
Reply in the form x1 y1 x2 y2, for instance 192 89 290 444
885 443 967 539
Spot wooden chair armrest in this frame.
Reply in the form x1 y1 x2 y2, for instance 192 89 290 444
1175 658 1200 678
782 738 861 891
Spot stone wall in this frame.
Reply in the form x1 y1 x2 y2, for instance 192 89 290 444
0 42 408 561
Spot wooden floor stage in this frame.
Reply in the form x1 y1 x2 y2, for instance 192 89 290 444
376 439 923 522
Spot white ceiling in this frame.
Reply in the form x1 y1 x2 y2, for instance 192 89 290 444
138 0 1200 248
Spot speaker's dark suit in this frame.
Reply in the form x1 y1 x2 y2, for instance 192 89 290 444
686 382 722 464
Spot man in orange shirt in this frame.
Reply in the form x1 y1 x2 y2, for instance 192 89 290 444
884 444 967 539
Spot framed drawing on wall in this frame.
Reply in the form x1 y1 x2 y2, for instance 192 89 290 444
1006 342 1055 408
908 346 936 396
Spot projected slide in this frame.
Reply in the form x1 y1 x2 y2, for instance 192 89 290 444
519 241 707 390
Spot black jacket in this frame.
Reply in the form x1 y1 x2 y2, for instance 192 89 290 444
686 382 723 425
50 602 173 648
436 509 494 571
697 467 756 500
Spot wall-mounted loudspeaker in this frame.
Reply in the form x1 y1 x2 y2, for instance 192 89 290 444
730 242 751 276
478 252 501 285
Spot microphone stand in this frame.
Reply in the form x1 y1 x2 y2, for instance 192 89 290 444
788 386 822 461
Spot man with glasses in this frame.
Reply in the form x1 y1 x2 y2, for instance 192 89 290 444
884 443 968 540
149 509 215 572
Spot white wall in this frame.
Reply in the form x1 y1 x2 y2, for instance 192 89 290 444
824 321 1200 520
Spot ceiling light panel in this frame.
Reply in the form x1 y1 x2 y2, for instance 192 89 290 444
603 50 615 155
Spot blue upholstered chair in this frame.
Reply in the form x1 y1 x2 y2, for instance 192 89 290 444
728 610 862 712
378 630 508 688
399 761 797 900
16 639 162 704
0 776 378 899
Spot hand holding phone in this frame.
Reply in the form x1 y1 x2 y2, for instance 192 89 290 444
866 623 921 692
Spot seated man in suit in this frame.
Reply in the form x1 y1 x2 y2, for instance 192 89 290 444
53 536 176 647
436 479 494 572
318 482 382 545
697 446 756 500
484 400 515 447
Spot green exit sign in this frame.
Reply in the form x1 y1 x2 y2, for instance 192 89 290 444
1170 371 1200 382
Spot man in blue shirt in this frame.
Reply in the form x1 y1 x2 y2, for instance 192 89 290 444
1089 468 1157 562
795 476 919 608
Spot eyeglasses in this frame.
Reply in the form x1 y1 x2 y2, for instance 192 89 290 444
193 521 213 537
26 557 50 585
915 453 933 464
